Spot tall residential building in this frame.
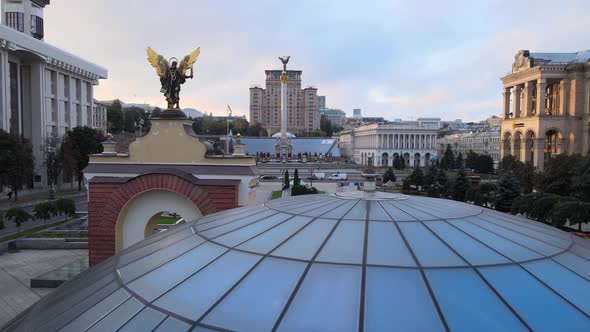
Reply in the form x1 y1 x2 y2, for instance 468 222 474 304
250 70 319 135
318 95 326 109
319 108 346 128
92 100 108 135
0 0 108 188
500 49 590 170
353 108 362 119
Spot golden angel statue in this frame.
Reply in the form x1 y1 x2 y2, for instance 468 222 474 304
146 47 200 109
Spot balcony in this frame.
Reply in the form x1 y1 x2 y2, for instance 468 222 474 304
31 15 44 40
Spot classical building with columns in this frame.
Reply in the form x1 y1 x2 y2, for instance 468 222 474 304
338 122 438 167
500 49 590 170
0 0 107 188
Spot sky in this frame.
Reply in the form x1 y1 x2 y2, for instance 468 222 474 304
44 0 590 122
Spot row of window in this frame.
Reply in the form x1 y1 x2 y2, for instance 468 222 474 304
5 12 44 39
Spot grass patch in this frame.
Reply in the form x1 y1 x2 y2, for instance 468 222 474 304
28 232 87 238
158 216 181 225
317 191 326 194
271 191 283 200
0 217 75 243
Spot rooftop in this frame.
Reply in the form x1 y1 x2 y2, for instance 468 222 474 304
5 193 590 331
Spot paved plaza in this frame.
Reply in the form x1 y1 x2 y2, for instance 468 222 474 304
0 249 87 326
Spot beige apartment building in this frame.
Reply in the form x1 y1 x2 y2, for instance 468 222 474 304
250 70 319 136
500 49 590 170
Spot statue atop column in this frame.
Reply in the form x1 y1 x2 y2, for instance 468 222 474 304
146 47 200 110
279 56 290 72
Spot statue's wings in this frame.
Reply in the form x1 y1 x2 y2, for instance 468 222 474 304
179 47 201 76
146 47 169 78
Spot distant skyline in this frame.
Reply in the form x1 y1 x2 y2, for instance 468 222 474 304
44 0 590 122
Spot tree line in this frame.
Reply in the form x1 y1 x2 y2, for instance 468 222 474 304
396 152 590 231
0 198 76 233
0 126 103 200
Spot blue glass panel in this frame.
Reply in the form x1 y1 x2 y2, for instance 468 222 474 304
479 213 571 248
365 267 444 331
153 316 191 332
316 220 364 264
127 242 226 301
426 268 527 332
523 259 590 315
273 218 337 260
343 200 367 220
571 244 590 261
202 258 306 331
367 201 392 221
155 251 260 320
393 201 435 220
286 200 336 215
118 307 167 332
480 265 590 330
59 288 130 331
426 221 509 266
379 201 416 221
471 217 561 256
214 213 292 247
278 264 361 332
320 200 359 219
119 234 204 283
451 220 541 262
366 221 415 266
237 216 311 254
195 206 265 231
87 297 144 332
553 252 590 280
301 200 350 217
199 210 276 238
398 223 466 267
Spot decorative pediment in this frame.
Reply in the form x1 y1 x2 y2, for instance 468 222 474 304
512 50 531 73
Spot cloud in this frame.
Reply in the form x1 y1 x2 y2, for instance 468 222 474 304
42 0 590 121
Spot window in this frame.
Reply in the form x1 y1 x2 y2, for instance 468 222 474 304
30 15 44 39
6 12 24 32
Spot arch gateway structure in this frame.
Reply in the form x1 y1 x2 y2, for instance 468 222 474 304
83 114 259 266
500 49 590 170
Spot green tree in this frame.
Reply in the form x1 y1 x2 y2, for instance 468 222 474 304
398 155 406 170
123 107 151 134
283 170 290 190
393 155 400 170
456 152 464 169
383 167 396 183
0 130 35 201
55 198 76 217
440 144 455 170
107 100 124 133
450 169 469 201
6 207 33 233
33 202 57 225
466 186 484 206
536 154 583 195
293 168 301 187
475 155 495 174
498 155 535 194
409 168 424 191
320 115 333 137
551 201 590 231
62 126 104 190
571 155 590 202
0 211 4 230
495 175 521 212
465 150 478 170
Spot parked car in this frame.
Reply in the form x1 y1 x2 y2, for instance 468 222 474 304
329 172 348 180
290 180 306 186
259 175 278 180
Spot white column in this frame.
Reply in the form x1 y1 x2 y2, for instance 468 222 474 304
503 87 511 118
281 77 287 135
536 79 546 116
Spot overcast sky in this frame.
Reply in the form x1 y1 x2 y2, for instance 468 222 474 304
44 0 590 122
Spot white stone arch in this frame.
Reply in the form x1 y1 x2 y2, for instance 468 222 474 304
116 189 202 250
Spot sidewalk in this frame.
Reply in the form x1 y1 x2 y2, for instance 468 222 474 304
0 190 86 211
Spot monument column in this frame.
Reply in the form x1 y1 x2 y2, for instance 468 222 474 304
523 81 533 117
280 69 288 136
536 79 546 116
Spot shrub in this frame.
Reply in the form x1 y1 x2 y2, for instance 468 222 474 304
33 202 57 225
5 207 33 233
55 198 76 217
291 185 318 196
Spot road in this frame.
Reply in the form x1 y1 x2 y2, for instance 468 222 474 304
0 195 88 238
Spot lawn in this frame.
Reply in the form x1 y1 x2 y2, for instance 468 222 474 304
0 217 75 243
271 191 283 200
158 215 181 224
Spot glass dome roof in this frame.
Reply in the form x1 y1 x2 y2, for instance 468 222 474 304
5 193 590 331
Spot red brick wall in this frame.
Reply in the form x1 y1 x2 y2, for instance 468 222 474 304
88 173 239 266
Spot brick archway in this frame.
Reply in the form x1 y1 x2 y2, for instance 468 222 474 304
88 169 238 265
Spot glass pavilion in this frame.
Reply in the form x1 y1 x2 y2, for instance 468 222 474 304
4 192 590 331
